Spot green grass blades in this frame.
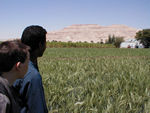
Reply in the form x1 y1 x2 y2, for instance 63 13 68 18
38 48 150 113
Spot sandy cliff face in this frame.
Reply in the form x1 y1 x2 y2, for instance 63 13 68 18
47 24 139 43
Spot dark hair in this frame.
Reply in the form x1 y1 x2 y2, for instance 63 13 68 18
0 40 30 72
21 25 47 52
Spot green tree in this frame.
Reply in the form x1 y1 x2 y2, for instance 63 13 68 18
114 37 124 48
135 29 150 48
106 35 124 48
106 35 115 44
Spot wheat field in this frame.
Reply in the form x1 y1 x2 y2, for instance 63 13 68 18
39 48 150 113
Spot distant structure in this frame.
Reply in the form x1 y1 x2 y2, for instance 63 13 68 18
120 39 144 48
47 24 140 43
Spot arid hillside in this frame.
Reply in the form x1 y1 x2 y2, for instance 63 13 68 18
47 24 139 43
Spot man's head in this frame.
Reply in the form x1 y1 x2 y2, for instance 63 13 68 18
0 40 30 78
21 25 47 57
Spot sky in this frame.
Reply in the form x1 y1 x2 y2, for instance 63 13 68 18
0 0 150 40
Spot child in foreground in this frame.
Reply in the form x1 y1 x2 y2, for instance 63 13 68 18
0 40 29 113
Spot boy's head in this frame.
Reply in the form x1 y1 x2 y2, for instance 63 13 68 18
21 25 47 57
0 40 30 77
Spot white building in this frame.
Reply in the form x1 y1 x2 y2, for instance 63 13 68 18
120 39 144 48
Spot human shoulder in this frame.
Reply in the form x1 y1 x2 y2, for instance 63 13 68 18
19 61 42 88
0 93 10 103
0 93 10 113
23 61 41 81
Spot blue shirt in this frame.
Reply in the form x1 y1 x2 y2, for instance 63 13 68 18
14 61 48 113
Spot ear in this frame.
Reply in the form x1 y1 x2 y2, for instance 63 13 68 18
39 42 43 49
15 62 21 71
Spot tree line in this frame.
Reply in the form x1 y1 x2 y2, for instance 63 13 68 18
135 29 150 48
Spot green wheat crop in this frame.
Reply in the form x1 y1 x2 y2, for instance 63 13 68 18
39 48 150 113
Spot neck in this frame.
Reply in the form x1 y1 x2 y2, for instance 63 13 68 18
30 56 37 64
30 52 38 64
2 72 17 85
30 53 39 71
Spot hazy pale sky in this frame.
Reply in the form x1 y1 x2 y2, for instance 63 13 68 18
0 0 150 40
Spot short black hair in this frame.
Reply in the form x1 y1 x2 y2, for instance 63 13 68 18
0 40 29 72
21 25 47 52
